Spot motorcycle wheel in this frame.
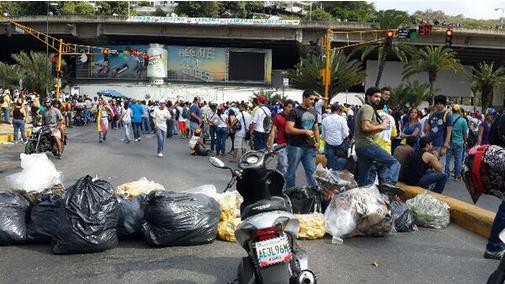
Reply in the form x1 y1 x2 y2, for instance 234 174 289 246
24 140 37 154
52 142 63 158
237 257 256 284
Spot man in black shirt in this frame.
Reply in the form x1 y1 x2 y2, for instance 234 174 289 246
285 90 320 189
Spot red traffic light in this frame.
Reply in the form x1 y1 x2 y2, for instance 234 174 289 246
446 29 453 37
386 30 394 38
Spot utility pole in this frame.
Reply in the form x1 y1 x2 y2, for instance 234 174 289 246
323 28 331 108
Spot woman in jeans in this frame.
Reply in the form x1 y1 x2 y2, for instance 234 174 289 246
12 100 27 143
216 107 228 156
120 101 132 143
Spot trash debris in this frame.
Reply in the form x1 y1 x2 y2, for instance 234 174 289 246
0 192 30 245
183 184 219 200
295 213 326 240
142 191 220 247
217 191 242 221
116 177 165 198
286 186 323 214
52 176 119 254
27 194 61 243
117 195 146 239
406 192 450 229
5 153 63 193
390 198 418 232
217 218 240 242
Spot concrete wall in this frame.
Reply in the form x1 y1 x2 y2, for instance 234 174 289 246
366 60 472 98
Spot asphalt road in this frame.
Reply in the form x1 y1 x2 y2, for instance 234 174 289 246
0 125 500 284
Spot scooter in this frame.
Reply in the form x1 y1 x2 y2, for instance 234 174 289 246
25 123 65 158
209 145 316 284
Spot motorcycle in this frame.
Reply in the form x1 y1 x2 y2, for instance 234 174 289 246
73 108 86 126
25 124 65 158
209 145 316 284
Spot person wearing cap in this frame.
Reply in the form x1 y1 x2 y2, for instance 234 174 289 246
1 89 12 123
399 136 448 193
424 94 453 169
478 108 497 146
321 102 349 171
152 100 172 157
445 104 468 180
249 95 271 150
42 99 64 157
354 87 399 187
188 128 209 156
285 90 320 189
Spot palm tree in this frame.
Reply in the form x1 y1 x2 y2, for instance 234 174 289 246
289 49 365 99
402 45 463 99
354 9 416 87
390 80 431 108
0 62 20 88
10 51 55 98
471 62 505 110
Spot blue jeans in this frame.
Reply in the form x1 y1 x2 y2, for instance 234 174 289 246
12 119 25 142
324 143 348 171
286 145 317 189
83 109 91 124
216 127 227 155
253 131 267 150
445 143 464 178
417 171 448 193
156 127 166 154
2 107 9 122
142 116 151 133
209 125 217 151
356 143 400 186
123 121 132 142
488 201 505 252
276 146 288 176
133 122 142 139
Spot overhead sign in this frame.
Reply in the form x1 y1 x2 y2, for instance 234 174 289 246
127 16 300 26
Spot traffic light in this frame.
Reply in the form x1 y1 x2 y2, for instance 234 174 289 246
445 29 453 47
385 30 394 47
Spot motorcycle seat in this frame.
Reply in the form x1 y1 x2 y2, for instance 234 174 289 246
240 196 289 219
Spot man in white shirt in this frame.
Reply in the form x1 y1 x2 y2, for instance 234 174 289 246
322 103 350 170
249 95 271 150
234 102 252 160
152 101 171 157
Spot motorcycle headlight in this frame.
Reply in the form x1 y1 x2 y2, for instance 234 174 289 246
33 127 41 132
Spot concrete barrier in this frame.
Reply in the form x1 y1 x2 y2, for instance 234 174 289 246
0 129 32 143
397 182 495 238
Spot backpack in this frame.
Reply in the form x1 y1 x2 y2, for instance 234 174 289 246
182 107 189 119
260 106 273 134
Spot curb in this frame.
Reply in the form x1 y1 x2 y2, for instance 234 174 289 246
397 182 495 238
0 129 32 143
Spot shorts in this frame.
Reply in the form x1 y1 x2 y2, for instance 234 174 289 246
234 135 247 150
51 128 61 140
178 121 187 130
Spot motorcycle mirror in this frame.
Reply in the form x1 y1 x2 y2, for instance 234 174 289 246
499 230 505 243
209 157 226 169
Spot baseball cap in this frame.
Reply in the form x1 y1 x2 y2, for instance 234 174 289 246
486 108 497 115
452 104 461 112
257 95 266 104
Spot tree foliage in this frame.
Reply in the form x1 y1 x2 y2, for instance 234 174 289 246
390 80 431 108
471 62 505 110
61 2 95 16
0 62 20 88
96 1 129 16
289 49 365 98
320 1 376 22
175 1 222 18
402 46 463 98
305 8 332 21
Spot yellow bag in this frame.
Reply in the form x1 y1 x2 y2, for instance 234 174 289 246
217 191 242 221
217 218 241 242
294 213 326 240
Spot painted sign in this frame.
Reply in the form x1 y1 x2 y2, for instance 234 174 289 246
90 45 152 79
167 46 227 82
127 16 300 26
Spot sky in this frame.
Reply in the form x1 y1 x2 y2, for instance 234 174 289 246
371 1 505 20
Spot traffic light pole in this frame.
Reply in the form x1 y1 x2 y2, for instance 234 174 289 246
324 28 331 108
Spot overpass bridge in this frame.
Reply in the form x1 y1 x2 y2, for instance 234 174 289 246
2 16 505 67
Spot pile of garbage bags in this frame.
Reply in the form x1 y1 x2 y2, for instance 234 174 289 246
406 192 450 229
116 177 165 198
295 213 325 240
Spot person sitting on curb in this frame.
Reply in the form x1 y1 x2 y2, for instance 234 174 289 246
399 136 448 193
393 136 417 179
189 128 209 156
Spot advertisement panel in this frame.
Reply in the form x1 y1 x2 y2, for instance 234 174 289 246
167 46 227 82
90 45 151 79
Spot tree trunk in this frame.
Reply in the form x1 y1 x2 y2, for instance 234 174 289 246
481 85 493 111
428 71 437 103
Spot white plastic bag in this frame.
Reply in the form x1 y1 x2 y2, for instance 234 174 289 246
116 177 165 198
183 184 219 200
5 153 63 193
406 192 450 229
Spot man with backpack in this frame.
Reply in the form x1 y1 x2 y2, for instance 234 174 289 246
249 95 271 150
424 95 453 169
445 104 468 180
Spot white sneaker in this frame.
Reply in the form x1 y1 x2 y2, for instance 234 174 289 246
157 153 163 158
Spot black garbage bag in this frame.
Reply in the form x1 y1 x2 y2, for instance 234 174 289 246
52 175 119 254
142 191 220 247
117 195 145 240
27 194 61 243
285 187 323 214
0 192 30 245
390 200 418 232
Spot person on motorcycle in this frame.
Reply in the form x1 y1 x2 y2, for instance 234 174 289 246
42 99 64 157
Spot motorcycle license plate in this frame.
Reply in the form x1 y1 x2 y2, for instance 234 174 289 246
255 235 292 268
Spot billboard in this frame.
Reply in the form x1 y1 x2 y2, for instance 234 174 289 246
90 45 151 79
167 46 227 82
